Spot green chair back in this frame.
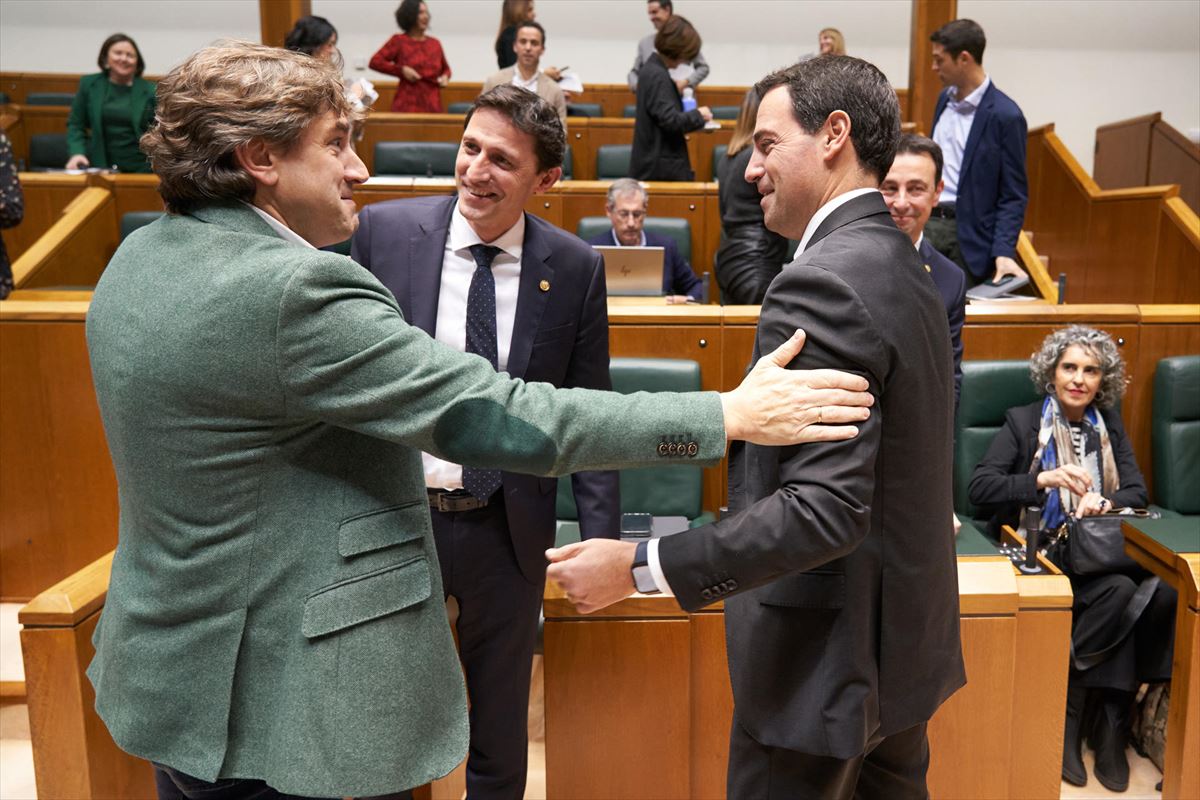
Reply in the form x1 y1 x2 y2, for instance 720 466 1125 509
25 92 75 106
567 102 602 118
561 144 573 180
29 133 68 169
556 357 703 521
622 104 637 118
1152 355 1200 514
955 360 1040 517
446 102 472 114
374 141 458 177
712 145 728 182
575 216 691 263
120 211 164 241
0 91 10 105
711 106 739 120
596 144 631 179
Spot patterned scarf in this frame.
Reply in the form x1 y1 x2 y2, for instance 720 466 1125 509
1029 396 1120 530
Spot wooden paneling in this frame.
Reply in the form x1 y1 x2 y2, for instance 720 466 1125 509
4 105 69 168
356 113 466 176
12 186 118 289
1026 130 1093 300
0 317 118 601
0 173 87 262
1149 124 1200 213
690 612 733 797
1085 194 1163 302
0 72 82 106
1094 112 1158 190
907 0 957 130
544 618 692 799
259 0 311 48
1154 199 1200 304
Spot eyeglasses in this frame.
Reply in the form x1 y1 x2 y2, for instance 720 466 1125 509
611 209 646 221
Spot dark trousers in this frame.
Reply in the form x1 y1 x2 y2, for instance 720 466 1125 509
922 216 979 286
154 764 412 800
1071 570 1177 690
431 495 543 800
727 717 931 800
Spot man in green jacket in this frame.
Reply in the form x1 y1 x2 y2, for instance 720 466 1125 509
86 41 873 799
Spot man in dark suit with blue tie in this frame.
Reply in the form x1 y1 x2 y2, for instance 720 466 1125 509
351 84 619 800
928 19 1028 287
880 134 966 408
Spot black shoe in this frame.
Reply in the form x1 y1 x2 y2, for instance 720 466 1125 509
1061 682 1088 786
1091 689 1133 792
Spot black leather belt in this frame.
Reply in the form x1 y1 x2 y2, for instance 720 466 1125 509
427 488 489 513
930 204 956 219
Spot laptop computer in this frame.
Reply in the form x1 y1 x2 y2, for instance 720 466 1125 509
593 245 664 296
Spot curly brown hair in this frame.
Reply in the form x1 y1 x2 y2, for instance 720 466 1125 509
141 40 363 214
1029 325 1128 409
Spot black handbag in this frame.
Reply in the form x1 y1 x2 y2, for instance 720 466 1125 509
1046 510 1158 576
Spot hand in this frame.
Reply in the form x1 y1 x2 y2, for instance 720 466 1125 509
348 82 366 100
543 66 563 81
1036 464 1092 497
664 294 692 304
1075 492 1111 518
546 539 638 613
562 90 574 103
436 73 450 87
65 154 90 170
401 65 421 83
698 106 714 122
719 329 873 445
992 256 1024 284
953 512 962 536
675 77 690 93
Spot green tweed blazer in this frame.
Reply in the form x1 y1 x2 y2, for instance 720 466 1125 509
84 204 724 796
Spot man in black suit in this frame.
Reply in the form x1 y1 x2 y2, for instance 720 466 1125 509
585 178 702 302
351 85 619 800
880 133 967 408
548 57 965 799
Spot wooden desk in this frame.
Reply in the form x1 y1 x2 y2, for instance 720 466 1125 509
543 548 1071 800
1123 517 1200 800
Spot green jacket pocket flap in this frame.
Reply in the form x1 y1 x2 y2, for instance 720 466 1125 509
302 557 431 639
338 502 426 558
758 571 845 610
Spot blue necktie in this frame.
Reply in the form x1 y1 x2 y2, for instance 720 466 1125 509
462 244 504 501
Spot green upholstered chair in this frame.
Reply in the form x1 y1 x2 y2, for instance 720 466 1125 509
711 106 739 120
120 211 165 241
554 357 712 546
566 102 602 118
596 144 631 179
373 141 458 177
575 216 691 263
561 144 573 180
29 133 68 170
25 92 75 106
0 91 10 105
446 102 472 114
954 360 1040 519
622 104 637 118
711 145 729 182
1152 355 1200 519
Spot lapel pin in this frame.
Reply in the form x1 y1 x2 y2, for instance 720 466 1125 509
539 280 550 292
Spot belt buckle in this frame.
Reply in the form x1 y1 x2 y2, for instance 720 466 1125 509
429 490 484 513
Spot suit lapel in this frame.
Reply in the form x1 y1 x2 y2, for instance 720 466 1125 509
804 192 891 253
408 198 455 336
507 215 551 380
959 84 994 183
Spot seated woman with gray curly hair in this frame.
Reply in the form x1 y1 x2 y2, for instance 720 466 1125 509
969 324 1175 793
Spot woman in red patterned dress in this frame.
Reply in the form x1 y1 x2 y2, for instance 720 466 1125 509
369 0 451 112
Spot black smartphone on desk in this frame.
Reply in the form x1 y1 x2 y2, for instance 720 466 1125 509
620 512 653 538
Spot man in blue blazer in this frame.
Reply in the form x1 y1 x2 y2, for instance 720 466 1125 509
928 19 1028 287
351 85 619 800
880 134 966 409
586 178 703 302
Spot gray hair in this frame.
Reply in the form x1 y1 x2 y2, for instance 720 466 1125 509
606 178 647 208
1029 325 1127 409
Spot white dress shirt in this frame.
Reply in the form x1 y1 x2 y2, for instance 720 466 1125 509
644 186 879 595
245 203 314 250
610 228 647 247
931 76 991 204
423 205 526 489
511 68 541 93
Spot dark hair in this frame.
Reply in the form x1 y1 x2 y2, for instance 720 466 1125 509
395 0 424 33
284 16 337 56
465 84 565 172
515 20 546 46
930 19 986 66
755 56 899 183
497 0 532 44
650 0 673 11
655 15 701 63
726 88 759 157
98 33 146 77
894 133 943 185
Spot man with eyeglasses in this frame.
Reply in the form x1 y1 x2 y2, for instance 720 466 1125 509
586 177 702 303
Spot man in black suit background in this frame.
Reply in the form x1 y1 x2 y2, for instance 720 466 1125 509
549 57 965 799
351 85 619 799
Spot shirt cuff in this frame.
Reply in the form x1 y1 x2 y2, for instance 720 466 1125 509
646 538 675 596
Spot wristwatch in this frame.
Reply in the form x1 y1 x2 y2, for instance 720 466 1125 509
631 539 661 595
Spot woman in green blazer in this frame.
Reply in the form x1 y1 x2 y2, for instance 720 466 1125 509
65 33 156 172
